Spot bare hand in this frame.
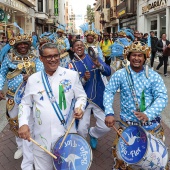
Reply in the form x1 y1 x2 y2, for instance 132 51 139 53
84 71 90 81
92 59 101 68
134 111 148 123
18 125 31 142
0 90 6 100
105 115 115 127
60 49 65 54
74 107 84 119
22 74 29 81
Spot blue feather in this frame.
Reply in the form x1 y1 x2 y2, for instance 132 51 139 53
0 44 11 62
147 35 151 47
13 22 24 35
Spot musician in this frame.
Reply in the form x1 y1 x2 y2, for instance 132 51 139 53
103 41 168 169
69 40 111 149
0 28 44 169
18 42 87 170
79 23 103 60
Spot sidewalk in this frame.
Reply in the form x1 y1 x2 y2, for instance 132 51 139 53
0 93 170 170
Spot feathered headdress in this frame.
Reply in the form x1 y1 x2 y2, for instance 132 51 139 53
56 24 66 34
79 23 96 37
9 22 32 47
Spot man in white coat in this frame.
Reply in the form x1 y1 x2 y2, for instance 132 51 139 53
18 42 87 170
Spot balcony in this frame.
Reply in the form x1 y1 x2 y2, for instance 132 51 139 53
94 0 101 11
110 6 117 20
19 0 36 7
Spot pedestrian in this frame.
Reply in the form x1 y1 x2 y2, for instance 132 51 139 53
0 28 44 169
69 40 111 149
67 34 77 60
150 31 158 69
100 32 113 66
103 41 168 169
0 36 8 50
18 42 87 170
156 33 170 77
141 33 148 44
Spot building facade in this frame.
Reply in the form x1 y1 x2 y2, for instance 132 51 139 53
138 0 170 39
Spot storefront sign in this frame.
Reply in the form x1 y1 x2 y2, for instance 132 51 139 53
142 0 167 14
118 8 126 17
4 0 29 13
46 18 54 24
0 9 5 21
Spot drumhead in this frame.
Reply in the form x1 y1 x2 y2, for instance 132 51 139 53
53 133 93 170
117 125 147 164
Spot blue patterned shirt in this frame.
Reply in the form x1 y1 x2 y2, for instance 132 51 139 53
104 66 168 122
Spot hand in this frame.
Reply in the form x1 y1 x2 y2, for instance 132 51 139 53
105 115 115 127
167 44 170 48
84 71 90 81
22 74 29 81
133 111 149 123
0 90 6 101
92 59 101 68
60 49 65 54
74 107 84 119
18 125 31 142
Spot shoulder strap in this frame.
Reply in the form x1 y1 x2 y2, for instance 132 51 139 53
125 68 140 112
41 70 66 126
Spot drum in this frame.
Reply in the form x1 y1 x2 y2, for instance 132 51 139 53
88 46 98 60
14 81 27 105
53 133 93 170
60 52 71 68
116 125 168 170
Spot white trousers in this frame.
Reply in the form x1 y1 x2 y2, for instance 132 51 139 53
78 103 110 138
8 103 34 170
33 149 54 170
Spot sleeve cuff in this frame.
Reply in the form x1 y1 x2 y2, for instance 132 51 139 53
106 113 114 117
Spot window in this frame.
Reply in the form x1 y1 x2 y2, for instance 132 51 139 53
151 20 157 30
38 0 43 12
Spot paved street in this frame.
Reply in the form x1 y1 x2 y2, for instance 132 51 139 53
0 60 170 170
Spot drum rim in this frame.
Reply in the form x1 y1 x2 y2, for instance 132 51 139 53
52 133 93 170
117 125 168 168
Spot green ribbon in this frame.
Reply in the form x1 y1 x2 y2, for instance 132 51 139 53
140 90 146 112
59 85 67 110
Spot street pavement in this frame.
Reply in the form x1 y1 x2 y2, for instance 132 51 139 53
0 60 170 170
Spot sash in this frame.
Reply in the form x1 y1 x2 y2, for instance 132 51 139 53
41 70 65 126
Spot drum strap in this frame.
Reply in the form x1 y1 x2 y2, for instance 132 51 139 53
41 70 65 126
125 68 141 112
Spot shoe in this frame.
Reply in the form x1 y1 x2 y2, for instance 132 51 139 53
89 134 98 149
14 148 23 159
164 74 169 77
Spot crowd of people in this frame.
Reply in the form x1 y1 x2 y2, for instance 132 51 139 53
0 22 169 170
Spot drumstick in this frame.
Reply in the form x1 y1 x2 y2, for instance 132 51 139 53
112 125 129 146
30 138 57 159
59 104 82 149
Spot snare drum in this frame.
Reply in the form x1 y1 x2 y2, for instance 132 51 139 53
60 52 71 68
116 125 168 170
53 133 93 170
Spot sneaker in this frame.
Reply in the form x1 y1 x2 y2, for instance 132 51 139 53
89 134 98 149
164 74 169 77
14 148 23 159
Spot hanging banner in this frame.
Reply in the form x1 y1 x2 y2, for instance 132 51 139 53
54 0 58 16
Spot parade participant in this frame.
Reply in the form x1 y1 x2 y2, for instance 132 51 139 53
18 42 87 170
67 34 77 60
0 36 8 50
100 32 113 66
103 41 168 169
150 31 158 69
79 23 103 60
69 40 111 149
0 23 43 169
55 24 71 67
156 33 170 77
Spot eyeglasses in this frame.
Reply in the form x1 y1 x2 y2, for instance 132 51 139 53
41 54 60 61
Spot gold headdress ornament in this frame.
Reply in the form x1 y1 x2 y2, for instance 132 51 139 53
124 41 151 58
9 34 33 47
84 30 96 37
118 31 126 37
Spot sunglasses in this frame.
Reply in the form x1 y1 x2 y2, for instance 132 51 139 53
41 54 60 61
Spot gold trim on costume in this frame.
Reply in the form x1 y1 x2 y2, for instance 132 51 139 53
6 98 15 111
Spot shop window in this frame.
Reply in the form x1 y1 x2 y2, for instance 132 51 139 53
151 20 157 30
38 0 43 12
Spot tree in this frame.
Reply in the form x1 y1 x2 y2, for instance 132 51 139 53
86 5 94 24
